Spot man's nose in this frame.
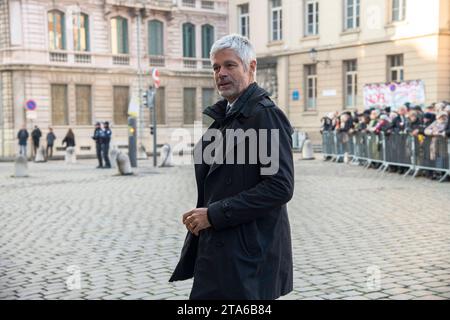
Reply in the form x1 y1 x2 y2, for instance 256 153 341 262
218 68 229 79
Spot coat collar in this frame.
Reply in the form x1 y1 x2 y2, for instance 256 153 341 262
203 83 271 123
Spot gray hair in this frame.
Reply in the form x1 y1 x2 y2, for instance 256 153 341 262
210 34 256 72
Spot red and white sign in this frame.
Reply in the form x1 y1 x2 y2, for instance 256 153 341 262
152 68 160 88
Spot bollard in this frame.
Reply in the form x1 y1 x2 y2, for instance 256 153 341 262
116 152 133 175
302 138 315 160
138 144 148 160
35 146 46 163
14 155 29 177
160 144 174 167
109 147 120 169
65 147 77 164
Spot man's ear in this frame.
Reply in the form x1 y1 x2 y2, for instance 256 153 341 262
249 60 257 74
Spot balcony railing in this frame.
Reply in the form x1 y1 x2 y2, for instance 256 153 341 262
181 58 212 70
75 53 92 64
112 55 130 65
149 55 166 67
183 57 198 69
49 51 68 62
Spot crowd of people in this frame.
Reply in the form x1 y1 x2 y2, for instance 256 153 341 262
320 101 450 180
16 122 112 169
320 101 450 138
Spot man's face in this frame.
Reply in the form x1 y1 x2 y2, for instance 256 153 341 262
212 49 256 103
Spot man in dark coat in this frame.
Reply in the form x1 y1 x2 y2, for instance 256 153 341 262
31 125 42 157
100 121 112 169
92 122 103 168
169 34 295 300
17 124 29 156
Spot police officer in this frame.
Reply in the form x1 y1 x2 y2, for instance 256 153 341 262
92 122 103 168
101 121 112 168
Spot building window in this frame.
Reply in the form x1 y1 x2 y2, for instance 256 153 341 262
270 0 282 41
183 23 196 58
148 20 164 56
51 84 68 125
238 4 250 38
182 0 196 7
156 87 166 125
344 0 360 30
202 88 215 127
201 24 214 59
388 54 404 82
48 10 66 50
184 88 197 124
344 60 357 109
392 0 406 22
305 0 319 36
111 17 128 54
73 13 89 51
113 86 129 125
305 64 317 110
201 1 215 10
75 85 92 125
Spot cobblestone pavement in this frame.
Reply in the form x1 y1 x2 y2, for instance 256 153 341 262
0 155 449 300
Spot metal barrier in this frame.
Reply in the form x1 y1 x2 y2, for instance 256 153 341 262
321 131 450 183
322 131 336 159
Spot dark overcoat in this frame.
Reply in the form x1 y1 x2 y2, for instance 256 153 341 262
169 83 295 300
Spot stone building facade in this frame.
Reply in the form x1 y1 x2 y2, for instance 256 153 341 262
229 0 450 143
0 0 228 159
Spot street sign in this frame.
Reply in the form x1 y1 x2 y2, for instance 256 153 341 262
152 68 161 88
26 111 37 119
25 100 37 111
292 90 300 101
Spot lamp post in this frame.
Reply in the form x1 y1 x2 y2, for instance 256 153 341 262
309 48 329 65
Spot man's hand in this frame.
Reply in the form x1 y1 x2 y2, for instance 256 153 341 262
182 208 211 236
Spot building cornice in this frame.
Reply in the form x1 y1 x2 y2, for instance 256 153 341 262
257 31 450 59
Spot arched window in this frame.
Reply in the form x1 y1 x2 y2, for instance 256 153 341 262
148 20 164 56
48 10 66 50
111 16 128 54
73 12 89 51
182 23 196 58
201 24 214 59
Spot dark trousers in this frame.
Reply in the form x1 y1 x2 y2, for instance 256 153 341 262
102 143 111 167
33 140 39 156
96 143 103 167
46 144 53 158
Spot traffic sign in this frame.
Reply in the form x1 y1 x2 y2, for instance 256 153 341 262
25 100 37 111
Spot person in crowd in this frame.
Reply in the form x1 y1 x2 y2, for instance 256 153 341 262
31 125 42 157
354 113 369 132
445 105 450 138
425 112 449 137
405 111 424 137
424 112 448 180
373 114 391 135
320 113 335 134
367 109 380 133
46 127 56 159
62 128 76 149
391 106 408 133
423 112 436 129
17 124 29 157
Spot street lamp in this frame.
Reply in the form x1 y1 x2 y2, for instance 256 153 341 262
309 48 329 65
